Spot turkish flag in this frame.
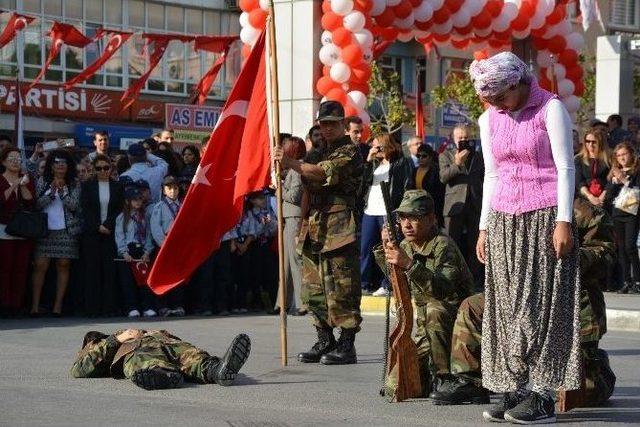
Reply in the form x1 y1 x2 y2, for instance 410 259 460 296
0 13 35 50
29 22 95 90
129 261 151 287
64 30 133 89
191 36 239 105
148 31 269 295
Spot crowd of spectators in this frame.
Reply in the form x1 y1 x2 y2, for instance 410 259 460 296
1 112 640 318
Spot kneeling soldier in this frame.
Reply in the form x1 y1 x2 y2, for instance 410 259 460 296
375 190 474 396
71 329 251 390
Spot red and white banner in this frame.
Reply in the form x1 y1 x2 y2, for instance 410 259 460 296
0 13 35 50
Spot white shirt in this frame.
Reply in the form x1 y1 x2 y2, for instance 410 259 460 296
44 191 65 231
364 162 390 216
478 98 575 230
98 181 110 223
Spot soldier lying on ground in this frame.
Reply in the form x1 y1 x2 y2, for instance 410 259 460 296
374 190 474 397
71 329 251 390
430 197 616 406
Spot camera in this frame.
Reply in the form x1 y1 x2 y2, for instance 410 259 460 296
458 140 472 152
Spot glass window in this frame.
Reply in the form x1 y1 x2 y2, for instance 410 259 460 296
166 40 184 79
106 75 122 87
0 0 16 10
106 0 123 24
84 24 102 65
128 33 145 77
23 0 41 13
65 0 82 19
87 0 103 22
229 13 241 35
43 0 62 16
129 0 144 27
220 13 230 35
187 9 203 34
149 40 164 80
23 19 41 66
204 11 220 35
148 3 164 29
64 21 84 71
225 42 241 89
167 6 184 32
186 50 201 83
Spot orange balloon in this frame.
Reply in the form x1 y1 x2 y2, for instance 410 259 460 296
393 0 413 19
473 50 488 60
322 0 332 13
375 8 396 27
323 65 331 76
317 76 340 95
321 12 343 31
239 0 259 12
326 87 348 104
432 6 450 25
248 8 267 28
332 27 353 47
341 44 364 66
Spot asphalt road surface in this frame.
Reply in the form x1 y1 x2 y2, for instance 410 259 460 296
1 315 639 426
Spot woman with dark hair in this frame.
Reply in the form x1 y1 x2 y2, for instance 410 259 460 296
360 133 415 295
30 149 82 316
414 144 444 225
575 128 610 207
0 147 35 316
181 145 201 180
605 142 640 294
80 154 124 316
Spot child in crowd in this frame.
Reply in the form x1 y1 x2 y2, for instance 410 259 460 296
150 176 185 316
230 202 257 314
115 186 157 318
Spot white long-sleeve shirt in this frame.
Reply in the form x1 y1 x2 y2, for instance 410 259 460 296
478 98 575 230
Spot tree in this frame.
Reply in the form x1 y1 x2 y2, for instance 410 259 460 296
577 55 596 129
367 61 414 135
430 72 484 122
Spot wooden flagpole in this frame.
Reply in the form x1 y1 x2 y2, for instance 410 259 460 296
267 0 287 367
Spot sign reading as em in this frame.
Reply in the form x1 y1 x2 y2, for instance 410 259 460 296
165 103 222 131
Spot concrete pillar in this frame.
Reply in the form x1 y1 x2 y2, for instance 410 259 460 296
273 0 322 139
595 35 635 122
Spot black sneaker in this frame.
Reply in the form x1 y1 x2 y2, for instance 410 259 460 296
504 391 556 424
208 333 251 386
430 378 490 405
483 392 523 422
131 367 184 390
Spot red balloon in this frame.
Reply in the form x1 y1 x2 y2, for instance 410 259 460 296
451 39 470 49
447 0 464 13
566 65 584 80
432 6 451 25
415 19 433 31
342 44 364 66
321 12 343 31
375 8 396 27
239 0 259 12
433 33 449 42
380 27 399 41
323 65 331 76
574 80 585 97
471 11 492 29
349 82 370 94
486 0 503 18
531 27 547 38
493 30 511 40
361 126 371 142
519 0 535 18
546 7 566 25
559 49 579 66
317 76 340 95
322 0 331 13
532 37 548 50
547 35 567 54
351 63 372 83
409 0 422 6
345 105 359 117
332 27 353 47
393 0 413 19
248 9 267 28
354 0 373 12
326 87 348 105
488 38 505 48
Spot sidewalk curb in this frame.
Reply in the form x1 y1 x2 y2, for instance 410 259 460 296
360 296 640 332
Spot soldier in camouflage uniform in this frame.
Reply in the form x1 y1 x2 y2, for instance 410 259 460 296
431 197 616 406
274 101 364 365
374 190 474 396
71 329 251 390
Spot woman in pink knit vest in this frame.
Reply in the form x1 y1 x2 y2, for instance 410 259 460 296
469 52 581 424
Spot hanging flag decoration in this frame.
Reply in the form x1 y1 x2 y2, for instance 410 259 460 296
63 29 133 89
28 22 96 90
0 12 35 50
191 35 239 105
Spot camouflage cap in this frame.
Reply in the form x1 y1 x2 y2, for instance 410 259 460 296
394 190 435 216
317 100 345 122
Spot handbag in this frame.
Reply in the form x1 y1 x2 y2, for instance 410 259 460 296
588 160 604 197
613 183 640 215
5 188 49 239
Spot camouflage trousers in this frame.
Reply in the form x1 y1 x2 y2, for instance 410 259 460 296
301 242 362 330
450 293 485 386
414 299 457 390
122 339 219 384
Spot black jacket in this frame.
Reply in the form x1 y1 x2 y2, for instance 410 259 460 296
81 178 124 234
416 165 445 225
575 157 609 195
360 156 415 213
605 170 640 221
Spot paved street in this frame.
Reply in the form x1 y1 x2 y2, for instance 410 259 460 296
1 314 639 426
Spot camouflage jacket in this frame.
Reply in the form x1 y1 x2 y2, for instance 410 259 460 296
299 136 364 253
374 230 473 307
574 198 615 290
70 330 182 379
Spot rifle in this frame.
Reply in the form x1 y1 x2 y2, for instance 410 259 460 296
379 181 422 402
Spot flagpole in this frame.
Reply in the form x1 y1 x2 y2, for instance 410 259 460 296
267 0 287 367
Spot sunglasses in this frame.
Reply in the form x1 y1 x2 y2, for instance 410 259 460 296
94 165 111 171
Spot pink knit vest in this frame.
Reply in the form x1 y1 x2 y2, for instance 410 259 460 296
489 80 558 215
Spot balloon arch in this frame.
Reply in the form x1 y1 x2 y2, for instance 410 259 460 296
237 0 585 126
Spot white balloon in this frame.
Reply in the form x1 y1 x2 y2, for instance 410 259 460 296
331 0 354 16
562 95 580 113
343 11 366 32
321 96 328 103
474 26 492 37
240 25 260 45
259 0 269 11
386 0 401 6
321 30 333 46
371 0 386 16
556 20 572 36
414 2 434 22
239 12 249 28
536 50 553 68
539 0 555 16
530 11 546 29
330 62 352 83
354 29 373 48
502 1 519 20
466 0 487 16
395 12 415 29
397 31 414 42
432 19 453 35
452 8 471 28
430 0 444 10
566 32 585 51
557 79 575 97
358 110 371 126
319 44 341 66
546 63 566 81
493 14 512 32
512 27 531 39
348 90 367 109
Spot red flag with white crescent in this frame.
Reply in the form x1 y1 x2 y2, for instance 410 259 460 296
0 13 35 50
148 31 268 295
64 30 133 89
129 261 151 287
191 36 239 105
28 22 95 90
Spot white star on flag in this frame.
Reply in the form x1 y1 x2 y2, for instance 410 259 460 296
192 163 212 186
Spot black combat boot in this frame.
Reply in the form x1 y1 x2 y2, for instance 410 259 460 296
319 328 357 365
205 333 251 386
131 367 184 390
430 377 490 405
482 391 525 422
298 326 336 363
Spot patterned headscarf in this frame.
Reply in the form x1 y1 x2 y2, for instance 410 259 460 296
468 52 532 99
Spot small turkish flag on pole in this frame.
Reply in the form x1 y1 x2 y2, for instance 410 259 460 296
415 68 425 140
129 261 151 287
0 13 35 50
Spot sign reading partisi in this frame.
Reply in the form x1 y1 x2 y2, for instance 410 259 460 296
165 103 222 146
